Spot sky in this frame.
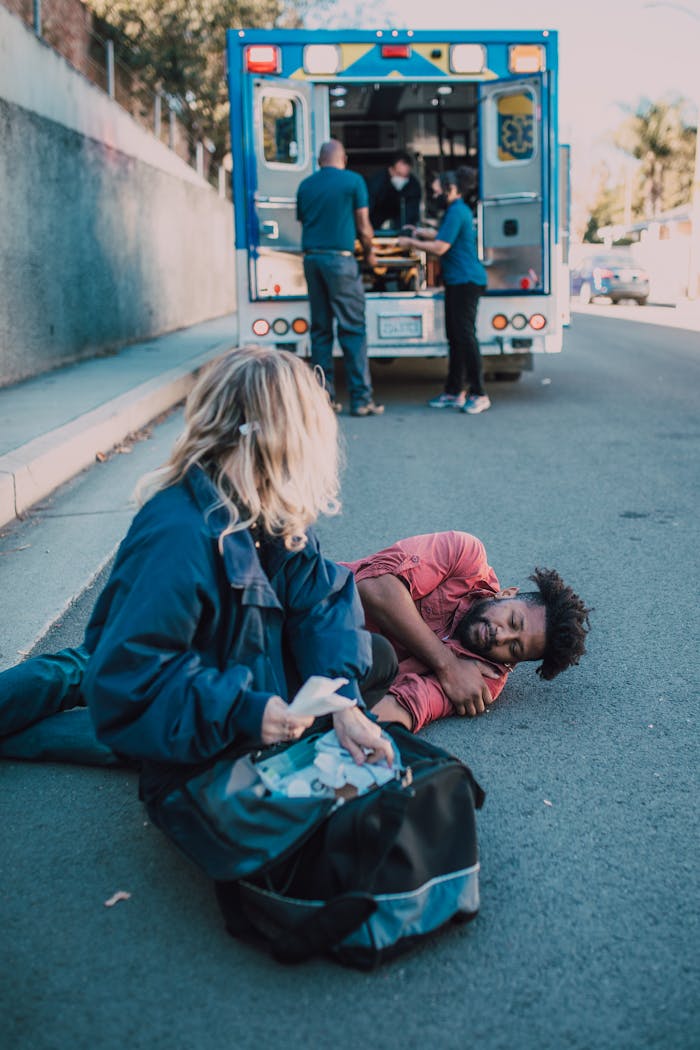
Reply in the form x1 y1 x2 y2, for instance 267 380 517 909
307 0 700 224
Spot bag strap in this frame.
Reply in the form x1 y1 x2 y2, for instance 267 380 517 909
271 892 378 965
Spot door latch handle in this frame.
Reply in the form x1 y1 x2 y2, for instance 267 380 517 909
261 220 279 240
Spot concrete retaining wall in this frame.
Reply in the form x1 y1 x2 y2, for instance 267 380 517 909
0 7 237 385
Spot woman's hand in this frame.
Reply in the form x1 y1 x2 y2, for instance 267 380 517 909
261 696 314 745
333 707 394 767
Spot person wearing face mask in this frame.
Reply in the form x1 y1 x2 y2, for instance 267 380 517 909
368 152 422 232
398 169 490 415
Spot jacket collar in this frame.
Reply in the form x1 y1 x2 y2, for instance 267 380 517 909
184 466 282 606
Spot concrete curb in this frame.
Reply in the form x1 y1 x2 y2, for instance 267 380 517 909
0 342 232 530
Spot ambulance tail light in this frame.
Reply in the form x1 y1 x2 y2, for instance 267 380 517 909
272 318 290 335
252 319 271 336
303 45 341 75
509 45 545 74
529 314 547 331
245 46 280 74
381 44 411 59
491 314 508 330
449 44 486 74
291 317 309 334
511 313 528 330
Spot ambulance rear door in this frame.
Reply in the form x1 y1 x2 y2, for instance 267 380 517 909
478 76 548 295
250 77 314 300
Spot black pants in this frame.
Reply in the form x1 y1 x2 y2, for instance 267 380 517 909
444 282 486 397
361 634 398 710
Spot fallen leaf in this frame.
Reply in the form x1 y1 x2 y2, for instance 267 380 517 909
104 890 131 908
543 799 553 807
541 378 552 385
95 451 107 462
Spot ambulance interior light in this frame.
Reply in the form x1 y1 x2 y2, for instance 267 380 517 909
509 45 545 74
303 44 341 75
245 46 280 74
449 44 486 74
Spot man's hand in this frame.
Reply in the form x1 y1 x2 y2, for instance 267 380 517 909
333 707 394 767
397 237 413 251
260 696 314 745
365 249 378 269
437 654 498 718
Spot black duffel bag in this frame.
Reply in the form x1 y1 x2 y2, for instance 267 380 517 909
150 724 484 969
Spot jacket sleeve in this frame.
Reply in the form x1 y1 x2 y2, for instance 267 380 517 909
83 514 271 764
274 532 372 705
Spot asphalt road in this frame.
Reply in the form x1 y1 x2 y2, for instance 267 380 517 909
2 312 699 1050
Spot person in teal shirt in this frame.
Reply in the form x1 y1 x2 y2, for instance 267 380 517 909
399 168 490 415
297 140 383 417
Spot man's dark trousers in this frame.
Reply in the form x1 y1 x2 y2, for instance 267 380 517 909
444 282 486 397
303 253 373 410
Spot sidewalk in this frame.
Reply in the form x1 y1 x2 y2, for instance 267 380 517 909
0 313 238 528
571 297 700 332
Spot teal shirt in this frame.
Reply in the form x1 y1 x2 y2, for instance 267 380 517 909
437 199 488 287
297 168 368 253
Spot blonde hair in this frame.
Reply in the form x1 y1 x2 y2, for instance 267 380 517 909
140 346 341 550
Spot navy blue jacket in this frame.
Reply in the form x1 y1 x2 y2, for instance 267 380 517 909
83 467 371 787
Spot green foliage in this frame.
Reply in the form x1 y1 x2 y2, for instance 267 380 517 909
614 97 697 219
89 0 323 164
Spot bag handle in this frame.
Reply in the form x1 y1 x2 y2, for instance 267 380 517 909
271 892 378 964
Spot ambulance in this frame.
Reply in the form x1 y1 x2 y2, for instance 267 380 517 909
226 28 569 380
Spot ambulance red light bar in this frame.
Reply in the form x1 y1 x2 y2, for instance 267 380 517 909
245 45 280 74
381 44 411 59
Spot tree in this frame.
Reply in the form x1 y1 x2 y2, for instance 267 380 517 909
615 97 697 219
89 0 322 167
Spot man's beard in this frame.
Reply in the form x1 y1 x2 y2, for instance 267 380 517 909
455 597 497 656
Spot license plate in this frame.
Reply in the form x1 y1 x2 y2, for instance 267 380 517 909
378 314 422 339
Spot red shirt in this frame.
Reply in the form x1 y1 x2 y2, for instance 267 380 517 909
341 531 511 730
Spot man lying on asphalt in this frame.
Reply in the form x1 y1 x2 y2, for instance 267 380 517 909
0 531 590 761
341 531 590 730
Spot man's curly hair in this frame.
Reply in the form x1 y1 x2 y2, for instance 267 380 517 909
523 568 591 680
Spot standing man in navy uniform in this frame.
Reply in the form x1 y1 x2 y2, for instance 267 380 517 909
297 140 384 417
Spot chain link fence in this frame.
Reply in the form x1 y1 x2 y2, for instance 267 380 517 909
4 0 231 198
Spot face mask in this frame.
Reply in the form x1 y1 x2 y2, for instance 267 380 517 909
390 175 409 192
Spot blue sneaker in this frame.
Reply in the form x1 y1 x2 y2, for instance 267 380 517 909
462 394 491 415
428 392 466 409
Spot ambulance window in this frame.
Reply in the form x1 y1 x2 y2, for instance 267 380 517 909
490 87 537 166
262 96 303 166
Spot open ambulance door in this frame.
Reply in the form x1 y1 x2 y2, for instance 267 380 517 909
477 76 547 294
559 143 571 326
250 77 314 300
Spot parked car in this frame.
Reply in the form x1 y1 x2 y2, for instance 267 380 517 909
570 252 650 305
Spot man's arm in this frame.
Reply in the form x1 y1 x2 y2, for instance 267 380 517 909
397 234 450 257
355 207 377 267
357 574 496 717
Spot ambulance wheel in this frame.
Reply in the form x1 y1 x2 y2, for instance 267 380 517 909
492 371 522 382
578 282 593 305
374 358 396 365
